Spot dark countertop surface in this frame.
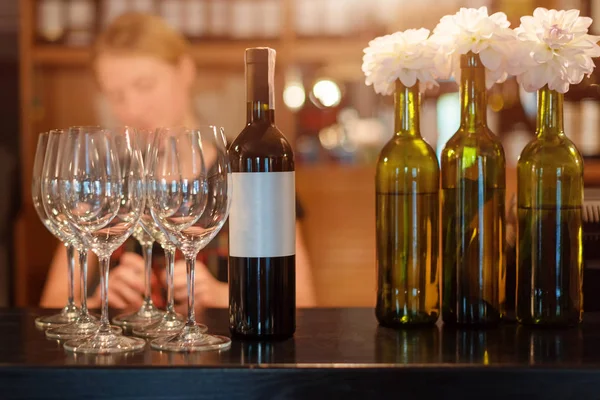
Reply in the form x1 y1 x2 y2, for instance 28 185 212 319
1 308 600 399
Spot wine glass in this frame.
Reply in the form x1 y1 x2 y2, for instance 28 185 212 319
58 126 146 354
132 129 185 338
41 129 110 340
32 132 80 329
112 131 166 330
147 126 232 352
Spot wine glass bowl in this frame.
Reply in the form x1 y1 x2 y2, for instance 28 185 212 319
60 127 143 258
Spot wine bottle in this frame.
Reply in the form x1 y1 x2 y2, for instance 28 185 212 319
516 86 583 326
375 81 440 327
441 52 506 326
228 47 296 340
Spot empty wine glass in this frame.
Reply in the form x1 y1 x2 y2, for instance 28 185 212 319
32 132 79 329
59 126 146 354
147 126 232 352
112 131 165 330
41 129 108 340
132 129 185 338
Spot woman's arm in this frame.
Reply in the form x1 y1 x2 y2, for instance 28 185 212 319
295 221 317 307
39 244 98 308
175 221 317 310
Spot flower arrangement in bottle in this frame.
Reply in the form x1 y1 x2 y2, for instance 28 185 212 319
363 28 442 326
429 6 515 326
510 8 600 326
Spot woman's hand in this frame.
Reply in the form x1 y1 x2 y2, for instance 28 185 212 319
165 260 228 312
88 253 146 310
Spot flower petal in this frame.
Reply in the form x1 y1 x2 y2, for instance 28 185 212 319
398 69 418 87
531 64 552 91
549 74 570 93
563 9 581 30
572 16 593 33
532 44 554 63
479 47 502 70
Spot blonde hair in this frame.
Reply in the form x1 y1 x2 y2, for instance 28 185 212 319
93 12 190 65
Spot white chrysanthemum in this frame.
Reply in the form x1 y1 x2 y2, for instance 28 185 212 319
362 28 440 95
510 8 600 93
430 7 516 89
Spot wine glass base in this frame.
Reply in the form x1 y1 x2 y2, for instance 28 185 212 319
131 313 188 338
149 325 231 352
35 306 80 330
46 317 121 340
112 306 164 330
64 331 146 354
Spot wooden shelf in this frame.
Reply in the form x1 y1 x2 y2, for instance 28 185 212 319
32 40 281 66
188 39 282 66
32 46 91 65
31 38 368 67
292 38 368 63
585 158 600 186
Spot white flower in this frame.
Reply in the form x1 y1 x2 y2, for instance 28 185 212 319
430 7 516 89
510 7 600 93
362 28 440 95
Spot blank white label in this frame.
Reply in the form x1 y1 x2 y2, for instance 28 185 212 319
229 171 295 258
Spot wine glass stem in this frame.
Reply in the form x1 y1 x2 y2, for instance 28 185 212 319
165 248 176 314
99 256 111 332
79 250 89 316
66 244 75 308
186 257 196 327
142 243 154 305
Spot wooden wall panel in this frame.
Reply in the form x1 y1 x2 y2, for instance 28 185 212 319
16 68 98 305
15 205 58 306
297 165 377 307
37 67 99 129
297 165 518 308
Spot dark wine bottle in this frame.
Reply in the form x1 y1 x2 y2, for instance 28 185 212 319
228 47 296 340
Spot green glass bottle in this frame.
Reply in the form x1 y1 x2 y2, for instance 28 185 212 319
516 85 583 326
441 52 506 326
375 80 440 327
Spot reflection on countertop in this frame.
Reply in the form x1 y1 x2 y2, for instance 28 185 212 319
1 307 598 368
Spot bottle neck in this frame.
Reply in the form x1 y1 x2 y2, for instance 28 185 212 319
536 85 563 139
459 52 488 132
248 101 275 124
394 81 420 138
245 53 276 125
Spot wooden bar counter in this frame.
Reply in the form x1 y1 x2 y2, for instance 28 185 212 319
1 308 599 399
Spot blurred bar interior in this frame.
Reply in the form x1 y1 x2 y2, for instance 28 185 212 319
9 0 600 308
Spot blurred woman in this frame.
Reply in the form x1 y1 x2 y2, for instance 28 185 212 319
40 12 316 311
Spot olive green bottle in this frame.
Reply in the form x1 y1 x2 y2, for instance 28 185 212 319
516 85 583 326
375 80 440 327
441 52 506 326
